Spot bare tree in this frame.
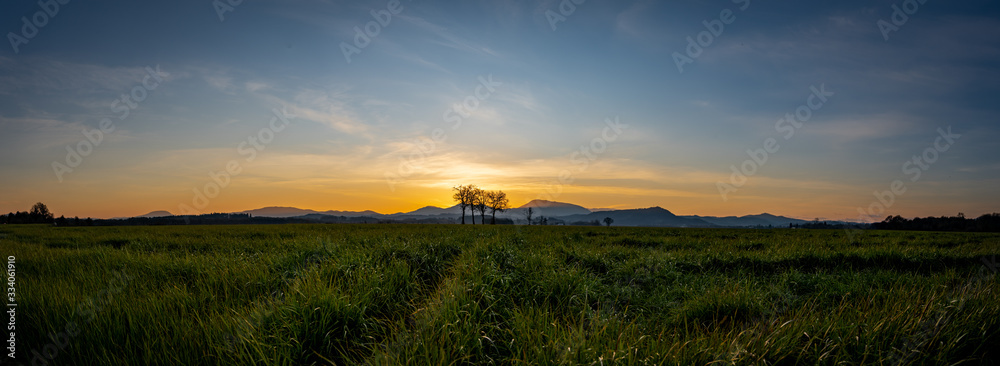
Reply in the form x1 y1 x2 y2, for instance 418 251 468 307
603 217 614 227
467 185 481 225
452 185 471 224
524 207 534 225
486 190 510 224
471 187 487 225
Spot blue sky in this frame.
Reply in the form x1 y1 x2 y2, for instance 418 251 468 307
1 0 998 220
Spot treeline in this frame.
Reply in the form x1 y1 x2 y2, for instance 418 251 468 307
451 185 510 224
94 213 304 226
450 185 605 226
795 221 868 230
873 213 1000 232
94 213 386 226
1 202 73 225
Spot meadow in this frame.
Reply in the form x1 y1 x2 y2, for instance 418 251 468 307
3 223 999 365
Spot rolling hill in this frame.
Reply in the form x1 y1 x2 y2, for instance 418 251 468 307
560 207 716 227
137 201 814 228
518 199 591 217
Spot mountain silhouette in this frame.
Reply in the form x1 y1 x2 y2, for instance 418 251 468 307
682 213 808 227
560 207 715 227
395 205 464 216
240 206 319 217
138 200 815 228
518 199 591 217
240 206 381 218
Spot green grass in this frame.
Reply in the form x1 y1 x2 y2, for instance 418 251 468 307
2 224 998 365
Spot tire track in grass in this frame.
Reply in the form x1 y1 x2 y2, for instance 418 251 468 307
220 237 336 357
366 227 523 364
223 231 468 364
364 242 480 365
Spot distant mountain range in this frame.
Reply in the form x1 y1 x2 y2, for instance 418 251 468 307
681 213 810 228
136 210 174 218
519 199 591 217
132 200 822 228
560 207 715 227
237 206 382 218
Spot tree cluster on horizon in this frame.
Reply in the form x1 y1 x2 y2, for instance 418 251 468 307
2 202 98 226
2 202 57 224
874 213 1000 232
452 185 510 225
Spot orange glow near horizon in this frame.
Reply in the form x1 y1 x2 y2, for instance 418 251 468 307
4 179 994 222
2 2 997 228
2 134 994 222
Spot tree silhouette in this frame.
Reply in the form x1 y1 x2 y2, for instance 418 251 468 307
29 202 54 223
871 213 1000 232
603 217 614 227
486 190 509 225
468 185 481 225
524 207 534 225
452 185 472 224
472 187 487 225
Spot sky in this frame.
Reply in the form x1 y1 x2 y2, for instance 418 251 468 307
1 0 998 221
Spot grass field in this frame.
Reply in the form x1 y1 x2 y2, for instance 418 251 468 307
3 224 999 365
